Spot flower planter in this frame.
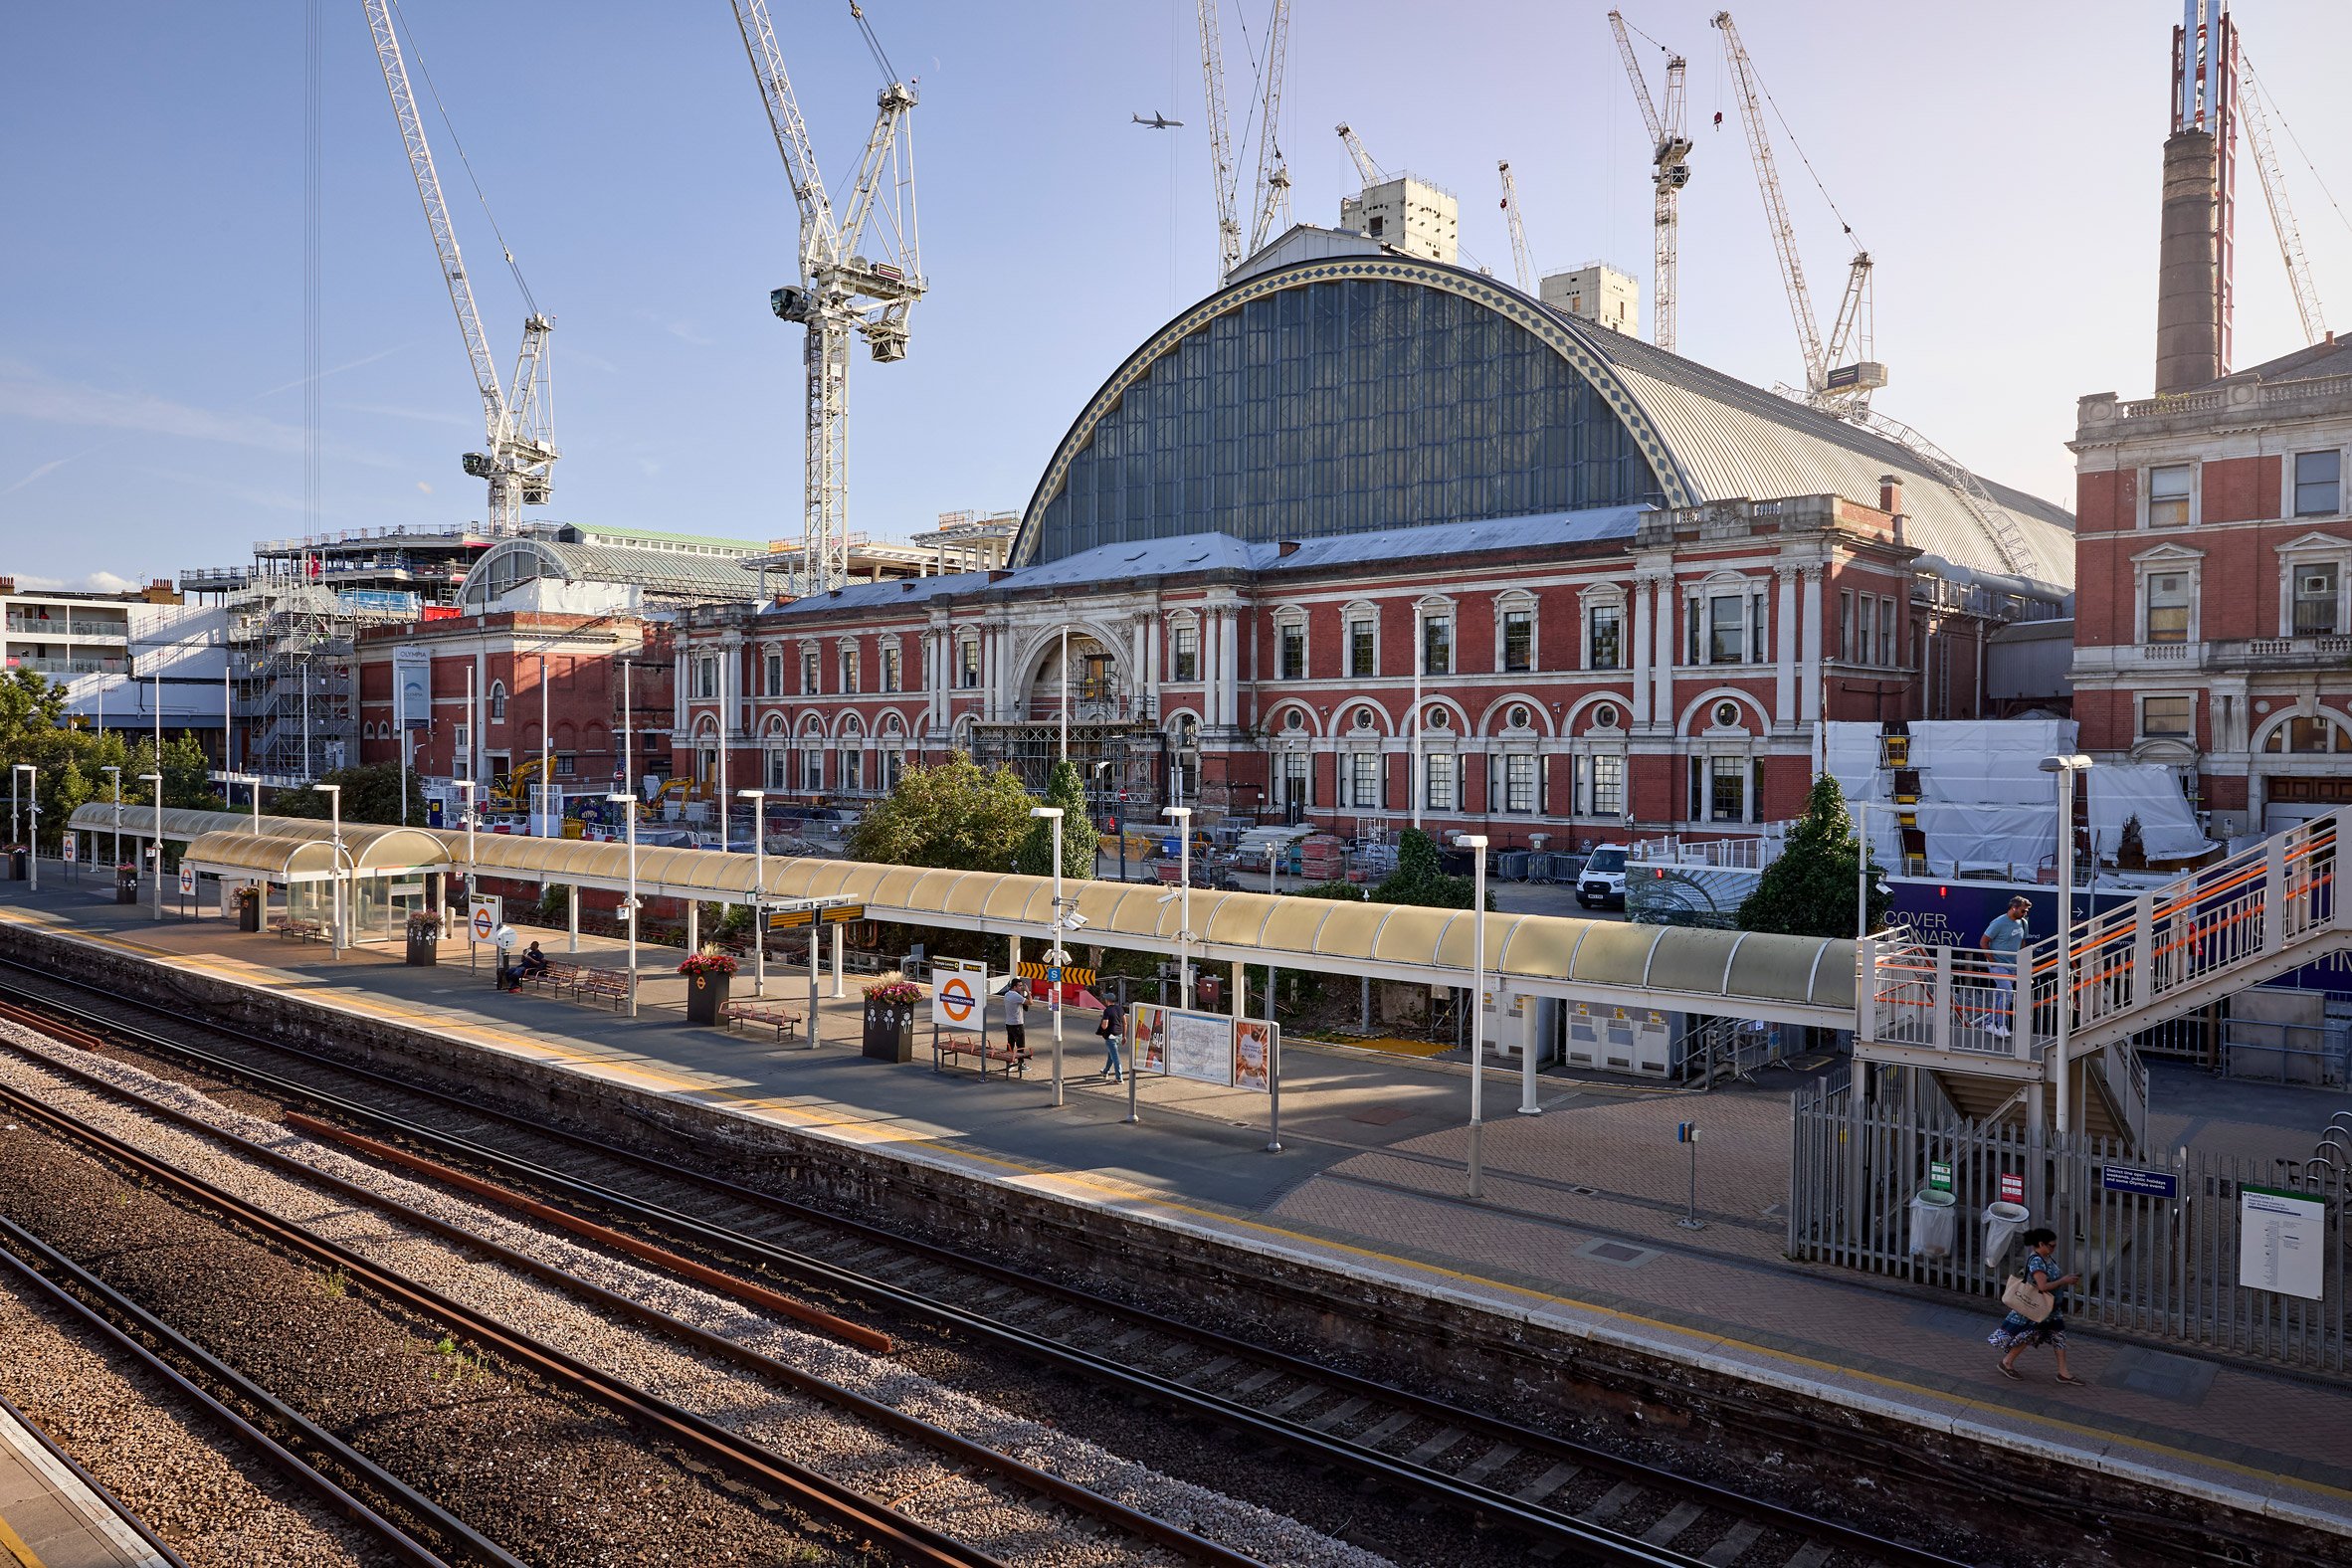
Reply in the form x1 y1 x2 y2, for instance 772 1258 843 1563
862 1001 915 1063
114 869 138 905
239 900 262 933
686 971 731 1027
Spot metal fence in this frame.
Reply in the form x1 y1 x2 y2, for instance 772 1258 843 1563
1789 1078 2348 1371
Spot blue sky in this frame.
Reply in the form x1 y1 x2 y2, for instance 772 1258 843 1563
6 1 2350 589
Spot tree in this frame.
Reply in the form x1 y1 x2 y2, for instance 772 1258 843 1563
268 763 428 827
846 753 1033 872
2115 813 2147 871
1016 759 1096 882
1371 828 1488 909
1736 774 1890 938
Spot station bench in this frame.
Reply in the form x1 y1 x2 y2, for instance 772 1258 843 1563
931 1033 1029 1079
723 1001 803 1043
514 960 628 1010
269 917 325 943
520 960 583 996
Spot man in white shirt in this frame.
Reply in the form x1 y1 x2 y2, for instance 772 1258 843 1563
1002 981 1029 1056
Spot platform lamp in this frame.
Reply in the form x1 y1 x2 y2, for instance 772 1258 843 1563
137 771 162 921
606 792 640 1018
1161 805 1194 1006
315 782 343 958
1033 804 1069 1107
12 764 35 892
738 787 767 997
455 779 479 961
1463 833 1489 1198
2038 753 2093 1141
101 766 121 877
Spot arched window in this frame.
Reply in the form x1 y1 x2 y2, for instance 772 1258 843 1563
1494 589 1537 675
2262 713 2346 753
488 681 507 722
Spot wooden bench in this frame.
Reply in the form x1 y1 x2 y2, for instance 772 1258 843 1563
571 968 630 1010
931 1033 1028 1078
270 917 325 943
521 960 583 995
723 1001 803 1044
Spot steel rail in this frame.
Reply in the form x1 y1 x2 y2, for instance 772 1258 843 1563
0 1386 193 1568
0 1024 1267 1568
0 1214 487 1568
0 1072 1008 1568
0 975 1970 1568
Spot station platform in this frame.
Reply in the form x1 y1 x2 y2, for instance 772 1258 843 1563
0 1392 172 1568
3 868 2350 1546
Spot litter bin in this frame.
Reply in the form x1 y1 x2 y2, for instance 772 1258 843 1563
6 848 25 881
404 915 440 967
114 868 138 905
1982 1200 2032 1273
1908 1188 1958 1259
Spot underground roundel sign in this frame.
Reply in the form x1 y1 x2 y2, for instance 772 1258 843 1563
932 958 987 1033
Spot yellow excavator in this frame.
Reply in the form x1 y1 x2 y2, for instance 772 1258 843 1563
487 756 546 816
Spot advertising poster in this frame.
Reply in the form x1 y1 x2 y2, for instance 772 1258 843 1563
1162 1007 1235 1085
1131 1003 1168 1074
1234 1020 1276 1093
394 646 433 727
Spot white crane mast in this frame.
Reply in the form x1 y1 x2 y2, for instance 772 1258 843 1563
363 0 555 531
1608 11 1690 353
1711 10 1824 388
731 0 925 598
2235 49 2326 344
1245 0 1293 255
1335 122 1383 187
1196 0 1244 279
1497 162 1536 294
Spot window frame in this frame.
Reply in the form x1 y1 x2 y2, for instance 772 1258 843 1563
2138 692 2195 741
1171 621 1200 683
2295 450 2342 518
1495 590 1537 674
1421 609 1454 677
1585 594 1625 671
2146 463 2194 528
1344 605 1378 679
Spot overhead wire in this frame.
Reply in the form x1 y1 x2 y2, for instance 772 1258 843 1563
385 0 538 315
2244 52 2352 247
1751 47 1862 252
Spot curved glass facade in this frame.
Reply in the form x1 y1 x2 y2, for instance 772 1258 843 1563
1031 277 1663 563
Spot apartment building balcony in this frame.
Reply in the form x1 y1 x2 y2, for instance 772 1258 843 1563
5 617 129 640
5 657 128 677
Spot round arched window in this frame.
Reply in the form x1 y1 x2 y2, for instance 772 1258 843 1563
1283 708 1305 731
1508 704 1532 730
1592 704 1620 729
1427 706 1451 730
1352 707 1376 731
1713 700 1741 728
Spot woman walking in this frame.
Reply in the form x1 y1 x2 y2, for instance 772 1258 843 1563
1991 1226 2083 1384
1098 998 1125 1082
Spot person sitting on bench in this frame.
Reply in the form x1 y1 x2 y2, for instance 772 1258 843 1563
516 941 552 984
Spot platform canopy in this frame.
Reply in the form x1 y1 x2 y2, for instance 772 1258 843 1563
70 808 1859 1024
180 826 449 884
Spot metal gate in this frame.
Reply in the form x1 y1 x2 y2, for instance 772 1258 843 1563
1789 1078 2348 1371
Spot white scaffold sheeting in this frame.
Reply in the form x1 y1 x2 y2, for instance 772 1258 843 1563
1823 723 1884 807
1823 719 2083 878
2091 763 2212 862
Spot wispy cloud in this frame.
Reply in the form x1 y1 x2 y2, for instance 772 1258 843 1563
134 467 310 514
13 570 142 593
637 310 713 347
332 400 472 428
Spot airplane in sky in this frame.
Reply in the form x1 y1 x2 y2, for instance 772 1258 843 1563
1131 110 1183 129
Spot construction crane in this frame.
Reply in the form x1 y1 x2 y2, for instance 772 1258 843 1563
2235 48 2327 344
1195 1 1292 282
730 0 925 599
1710 10 1882 410
1607 11 1691 353
1497 161 1536 294
363 0 556 533
1336 122 1383 187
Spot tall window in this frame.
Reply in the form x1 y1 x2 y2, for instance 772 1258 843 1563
2148 464 2193 527
2294 564 2341 636
2141 695 2193 739
800 648 819 694
1280 751 1308 806
1347 617 1375 678
841 646 861 693
1350 752 1381 808
489 681 508 720
1697 756 1747 822
1422 613 1453 676
1505 753 1536 813
1839 591 1855 662
1425 753 1456 811
766 748 789 790
763 651 782 695
1587 602 1623 669
1277 621 1306 680
1501 608 1534 673
1876 596 1895 666
2296 451 2342 517
882 643 901 692
1172 624 1200 682
1587 754 1624 816
958 638 980 687
801 745 823 792
842 749 865 793
1858 597 1876 666
2145 572 2192 643
1707 593 1745 664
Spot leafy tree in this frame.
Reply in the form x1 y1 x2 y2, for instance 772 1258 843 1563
1015 759 1096 882
846 753 1033 872
2115 813 2147 871
1735 774 1890 938
1371 828 1490 909
267 763 427 827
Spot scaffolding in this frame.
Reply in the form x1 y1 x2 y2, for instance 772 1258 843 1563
229 584 412 783
967 720 1165 814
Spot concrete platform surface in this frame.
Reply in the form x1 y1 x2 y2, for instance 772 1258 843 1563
5 870 2351 1542
0 1393 171 1568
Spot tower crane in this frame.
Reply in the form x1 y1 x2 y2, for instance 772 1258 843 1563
2235 48 2327 344
1710 9 1882 410
1497 162 1536 294
1195 1 1292 282
1336 122 1383 187
1245 0 1293 255
1607 11 1690 353
729 0 925 599
363 0 555 533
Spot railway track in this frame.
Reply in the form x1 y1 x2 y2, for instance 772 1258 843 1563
0 969 1971 1568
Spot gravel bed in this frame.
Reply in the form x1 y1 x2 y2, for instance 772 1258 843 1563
0 1270 379 1568
0 1025 1395 1568
0 1089 855 1567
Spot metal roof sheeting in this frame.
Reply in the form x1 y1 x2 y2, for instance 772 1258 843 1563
82 810 1859 1023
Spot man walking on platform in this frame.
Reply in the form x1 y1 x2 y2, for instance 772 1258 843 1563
1098 997 1125 1082
1003 980 1030 1060
1981 895 2031 1037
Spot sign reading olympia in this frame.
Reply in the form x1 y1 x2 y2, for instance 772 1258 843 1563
931 958 988 1033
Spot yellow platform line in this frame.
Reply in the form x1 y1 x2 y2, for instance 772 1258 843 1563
10 909 2350 1517
0 1508 51 1568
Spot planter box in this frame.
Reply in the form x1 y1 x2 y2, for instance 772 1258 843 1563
238 901 261 932
863 1002 915 1063
115 872 138 905
686 971 732 1027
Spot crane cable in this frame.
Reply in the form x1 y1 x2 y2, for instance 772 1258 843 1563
1748 43 1863 253
385 0 539 315
2244 52 2352 247
849 1 896 85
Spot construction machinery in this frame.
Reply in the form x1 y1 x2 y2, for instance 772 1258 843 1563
1710 10 1882 410
2235 47 2327 344
362 0 557 533
1195 1 1293 281
728 0 925 600
1497 162 1536 294
1336 122 1382 187
1607 11 1691 353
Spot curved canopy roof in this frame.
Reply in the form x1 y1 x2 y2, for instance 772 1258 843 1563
1015 251 2070 590
79 809 1858 1025
182 826 448 883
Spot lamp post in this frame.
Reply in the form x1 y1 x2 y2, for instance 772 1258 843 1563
2037 754 2093 1140
1163 805 1193 1006
316 782 343 957
137 772 162 920
456 779 479 967
232 774 262 834
537 652 551 838
608 792 640 1018
9 761 19 853
739 787 767 996
1856 798 1870 942
1033 804 1068 1107
1412 605 1425 830
101 766 120 877
1464 833 1489 1198
13 765 37 892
